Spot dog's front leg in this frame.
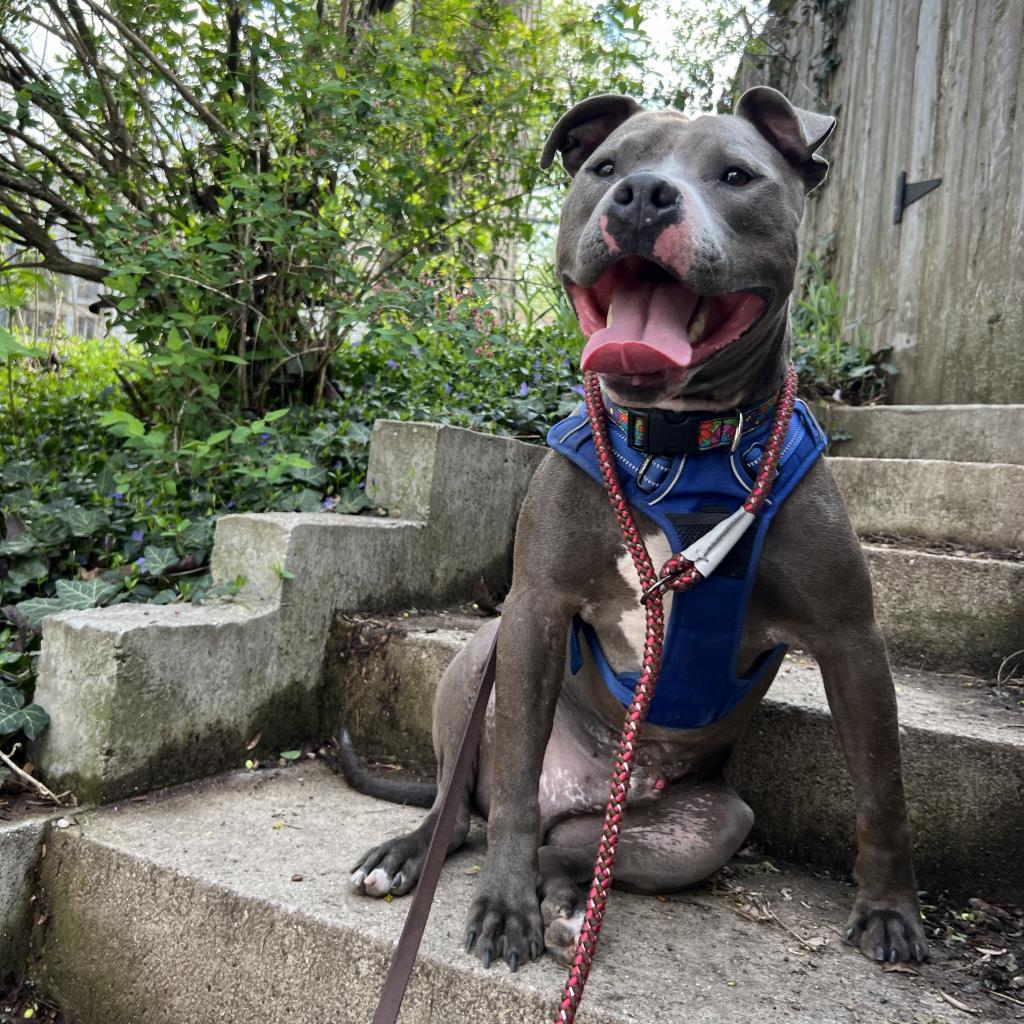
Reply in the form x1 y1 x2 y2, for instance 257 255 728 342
464 586 569 971
816 628 929 962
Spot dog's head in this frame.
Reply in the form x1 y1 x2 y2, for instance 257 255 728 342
542 87 835 410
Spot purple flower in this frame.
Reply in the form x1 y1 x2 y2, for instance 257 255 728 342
111 491 123 500
571 384 584 395
322 496 337 510
258 432 270 446
135 556 145 566
385 359 398 369
518 382 529 397
443 383 452 394
130 529 144 543
226 500 235 509
357 481 365 490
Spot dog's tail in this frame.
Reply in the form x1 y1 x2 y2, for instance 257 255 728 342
336 726 437 809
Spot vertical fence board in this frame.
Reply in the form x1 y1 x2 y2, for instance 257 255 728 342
741 0 1024 403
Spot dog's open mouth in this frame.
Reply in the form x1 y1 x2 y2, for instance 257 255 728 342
568 257 768 376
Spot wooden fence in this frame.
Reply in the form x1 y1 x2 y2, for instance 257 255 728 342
740 0 1024 404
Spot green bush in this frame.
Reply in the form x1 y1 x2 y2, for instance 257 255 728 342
0 283 583 751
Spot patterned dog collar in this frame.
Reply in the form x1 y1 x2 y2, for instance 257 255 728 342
603 394 776 455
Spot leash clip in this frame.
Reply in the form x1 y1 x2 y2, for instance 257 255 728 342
640 565 686 603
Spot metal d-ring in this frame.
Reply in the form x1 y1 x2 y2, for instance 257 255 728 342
730 408 745 453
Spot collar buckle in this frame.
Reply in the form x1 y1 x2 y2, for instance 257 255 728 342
626 407 704 457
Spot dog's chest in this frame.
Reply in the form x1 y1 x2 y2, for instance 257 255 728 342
581 527 675 673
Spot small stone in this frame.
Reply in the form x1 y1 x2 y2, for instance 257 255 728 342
291 874 304 882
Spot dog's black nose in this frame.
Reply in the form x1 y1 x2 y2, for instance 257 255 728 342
607 172 682 237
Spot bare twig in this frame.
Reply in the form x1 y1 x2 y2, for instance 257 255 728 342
0 744 68 806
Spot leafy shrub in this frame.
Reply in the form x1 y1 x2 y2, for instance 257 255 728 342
792 252 897 405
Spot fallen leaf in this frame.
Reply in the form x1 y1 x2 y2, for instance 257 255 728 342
883 963 921 976
246 732 262 750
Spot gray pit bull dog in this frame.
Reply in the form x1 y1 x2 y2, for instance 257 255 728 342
345 86 928 971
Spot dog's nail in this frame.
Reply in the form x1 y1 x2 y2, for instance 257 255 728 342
530 940 542 960
482 949 492 970
393 872 404 891
889 949 898 962
844 926 855 941
465 930 476 952
507 952 519 974
350 870 365 888
875 945 886 962
914 944 926 962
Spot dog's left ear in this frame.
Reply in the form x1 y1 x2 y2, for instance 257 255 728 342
541 95 643 176
735 86 836 191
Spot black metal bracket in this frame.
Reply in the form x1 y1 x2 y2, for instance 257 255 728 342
893 171 941 224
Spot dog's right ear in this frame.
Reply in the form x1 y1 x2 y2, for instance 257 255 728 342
541 95 643 176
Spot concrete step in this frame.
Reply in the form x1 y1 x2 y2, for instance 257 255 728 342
29 765 1023 1023
862 542 1023 677
818 404 1024 464
832 457 1024 551
326 613 1024 904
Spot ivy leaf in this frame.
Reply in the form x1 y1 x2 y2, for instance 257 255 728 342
7 558 48 589
141 546 179 575
0 535 39 557
18 703 49 740
55 578 123 610
14 597 61 630
0 685 26 713
59 506 108 537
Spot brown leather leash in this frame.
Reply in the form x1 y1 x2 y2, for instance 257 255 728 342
370 627 498 1024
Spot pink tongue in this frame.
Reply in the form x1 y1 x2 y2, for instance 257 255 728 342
581 279 699 373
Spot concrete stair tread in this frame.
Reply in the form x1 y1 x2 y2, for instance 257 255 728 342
354 611 1023 747
35 764 1015 1023
819 404 1024 464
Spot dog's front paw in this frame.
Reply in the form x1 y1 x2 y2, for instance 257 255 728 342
464 887 544 972
350 831 430 898
844 896 928 963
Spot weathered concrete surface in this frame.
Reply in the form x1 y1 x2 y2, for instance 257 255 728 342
30 417 1021 804
833 458 1024 550
819 404 1024 464
865 544 1024 677
32 423 544 804
1 816 47 986
31 765 1014 1023
330 614 1024 904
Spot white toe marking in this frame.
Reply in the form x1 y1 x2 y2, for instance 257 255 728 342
364 867 393 897
350 869 366 889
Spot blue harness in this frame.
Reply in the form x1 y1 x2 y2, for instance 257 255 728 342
546 397 826 730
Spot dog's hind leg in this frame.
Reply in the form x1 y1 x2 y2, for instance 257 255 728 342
537 776 754 962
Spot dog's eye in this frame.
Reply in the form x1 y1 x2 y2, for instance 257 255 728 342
721 167 753 186
592 160 616 178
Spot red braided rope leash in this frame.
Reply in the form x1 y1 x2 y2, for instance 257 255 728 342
552 364 799 1024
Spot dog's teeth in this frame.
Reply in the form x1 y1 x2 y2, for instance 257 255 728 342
689 305 708 341
606 301 615 328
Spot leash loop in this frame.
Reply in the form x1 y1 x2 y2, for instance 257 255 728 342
551 365 798 1024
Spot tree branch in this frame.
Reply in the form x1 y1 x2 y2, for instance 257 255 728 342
76 0 234 141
